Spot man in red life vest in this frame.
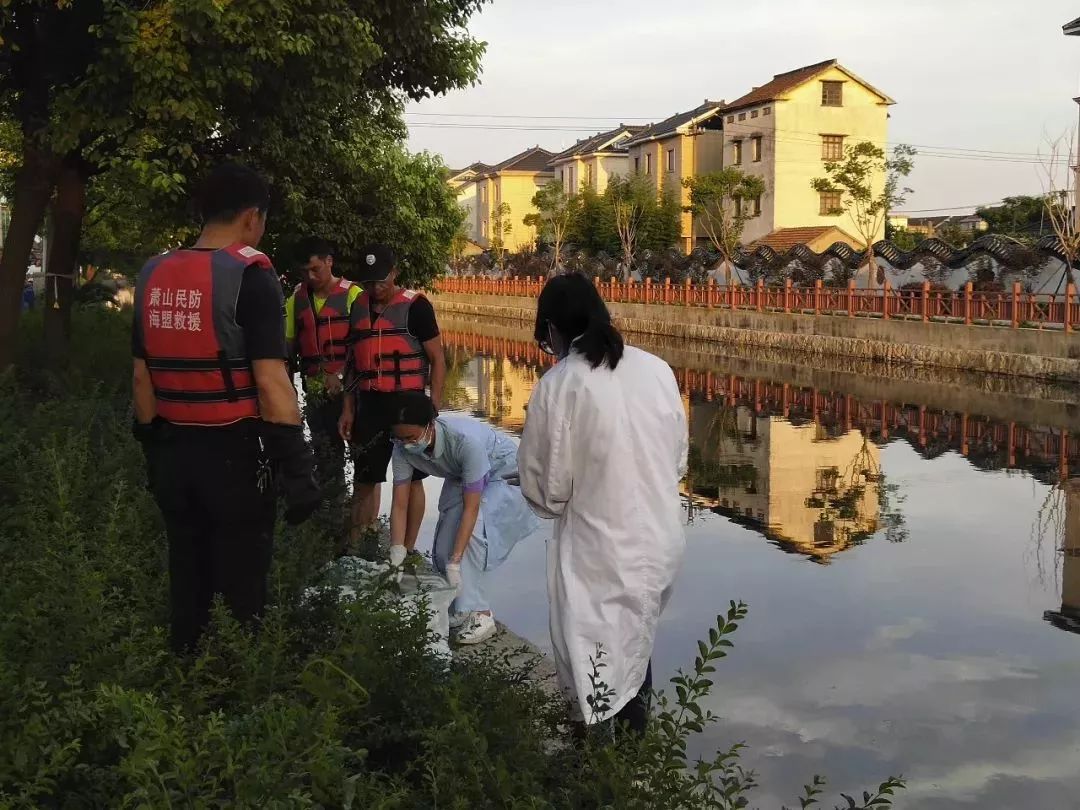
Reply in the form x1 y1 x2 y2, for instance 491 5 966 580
338 244 446 551
285 237 359 502
132 163 320 653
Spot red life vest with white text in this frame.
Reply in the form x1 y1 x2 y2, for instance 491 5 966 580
294 278 354 377
137 243 274 426
348 289 429 393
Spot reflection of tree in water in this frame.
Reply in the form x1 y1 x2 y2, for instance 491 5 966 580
1031 476 1068 593
804 434 908 554
441 346 474 410
684 402 758 519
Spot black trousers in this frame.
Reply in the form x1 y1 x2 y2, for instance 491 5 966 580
149 427 277 653
613 661 653 736
305 394 346 499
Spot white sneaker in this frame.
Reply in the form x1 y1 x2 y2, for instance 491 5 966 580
449 610 475 630
456 612 497 645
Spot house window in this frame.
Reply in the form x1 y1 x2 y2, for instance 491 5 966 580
821 134 845 160
738 112 747 121
732 140 743 165
634 156 640 173
751 136 762 162
727 115 735 123
481 220 488 237
819 191 842 215
751 109 759 119
821 80 843 106
479 186 485 203
752 194 762 217
763 106 771 115
666 148 675 173
586 163 593 186
645 152 652 175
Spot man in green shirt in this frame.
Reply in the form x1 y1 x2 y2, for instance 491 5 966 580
285 237 360 510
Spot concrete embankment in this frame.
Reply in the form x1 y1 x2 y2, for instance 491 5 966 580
432 292 1080 384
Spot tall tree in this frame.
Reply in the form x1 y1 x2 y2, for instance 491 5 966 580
683 168 766 285
0 0 488 366
976 195 1048 241
523 180 578 272
1039 133 1079 288
489 202 512 272
812 142 915 288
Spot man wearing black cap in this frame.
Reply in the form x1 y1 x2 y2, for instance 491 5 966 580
338 244 445 550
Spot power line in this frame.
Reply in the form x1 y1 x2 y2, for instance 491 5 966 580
405 115 1056 160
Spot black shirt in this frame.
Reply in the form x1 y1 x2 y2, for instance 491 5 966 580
369 295 440 344
132 261 287 360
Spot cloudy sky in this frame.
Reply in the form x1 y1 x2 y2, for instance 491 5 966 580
406 0 1080 214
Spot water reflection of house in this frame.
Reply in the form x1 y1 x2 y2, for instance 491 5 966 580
686 401 880 563
1044 479 1080 633
447 355 540 433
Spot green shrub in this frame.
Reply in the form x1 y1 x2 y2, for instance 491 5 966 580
0 308 905 808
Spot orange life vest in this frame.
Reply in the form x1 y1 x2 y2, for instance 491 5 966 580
348 289 429 393
137 243 273 426
294 278 354 377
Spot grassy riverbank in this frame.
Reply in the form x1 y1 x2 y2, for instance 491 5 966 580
0 307 904 808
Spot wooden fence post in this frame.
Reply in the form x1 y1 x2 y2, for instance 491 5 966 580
847 279 856 317
814 279 822 315
1067 283 1076 334
645 277 652 305
883 280 891 320
756 279 764 312
922 281 930 323
684 276 692 306
664 276 671 304
707 278 715 309
783 279 791 314
1011 281 1021 329
964 281 973 326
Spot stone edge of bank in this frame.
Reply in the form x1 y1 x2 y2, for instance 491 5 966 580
431 293 1080 384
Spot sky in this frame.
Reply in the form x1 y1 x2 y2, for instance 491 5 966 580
405 0 1080 215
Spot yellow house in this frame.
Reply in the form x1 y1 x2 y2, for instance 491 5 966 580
623 101 727 253
470 146 555 253
550 125 645 195
447 162 490 248
721 59 894 246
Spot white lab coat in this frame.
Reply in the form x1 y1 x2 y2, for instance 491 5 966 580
518 345 688 723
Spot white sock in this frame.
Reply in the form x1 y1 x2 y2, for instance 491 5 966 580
389 545 407 567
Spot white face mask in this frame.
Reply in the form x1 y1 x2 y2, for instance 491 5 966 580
402 424 433 454
548 323 570 360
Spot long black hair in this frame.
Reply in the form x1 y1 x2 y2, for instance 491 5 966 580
534 273 624 370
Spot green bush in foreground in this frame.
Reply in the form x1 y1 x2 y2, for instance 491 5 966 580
0 308 905 808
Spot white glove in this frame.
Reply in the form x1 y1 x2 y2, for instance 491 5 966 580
446 562 462 593
389 544 407 567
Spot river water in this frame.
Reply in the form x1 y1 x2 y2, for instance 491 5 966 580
385 316 1080 808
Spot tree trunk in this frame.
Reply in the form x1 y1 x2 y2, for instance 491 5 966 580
0 147 60 368
43 159 89 365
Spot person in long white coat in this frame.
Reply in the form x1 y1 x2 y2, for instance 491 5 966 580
387 392 541 645
518 273 688 734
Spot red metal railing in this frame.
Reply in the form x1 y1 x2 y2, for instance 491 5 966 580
435 276 1080 332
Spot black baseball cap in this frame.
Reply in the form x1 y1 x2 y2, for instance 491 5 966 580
354 244 397 284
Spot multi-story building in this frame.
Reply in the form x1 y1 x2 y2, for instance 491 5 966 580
622 101 727 253
469 146 554 253
549 125 645 196
444 59 892 257
447 162 489 248
719 59 893 246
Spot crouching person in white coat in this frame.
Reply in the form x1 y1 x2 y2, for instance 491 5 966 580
387 392 541 645
518 273 688 735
